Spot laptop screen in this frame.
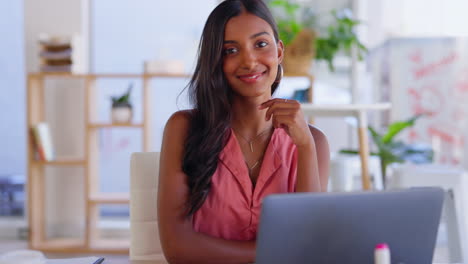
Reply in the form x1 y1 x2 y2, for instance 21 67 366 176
256 188 444 264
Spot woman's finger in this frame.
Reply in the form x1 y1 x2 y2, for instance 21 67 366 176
267 109 296 121
272 114 294 129
259 98 294 109
264 100 299 120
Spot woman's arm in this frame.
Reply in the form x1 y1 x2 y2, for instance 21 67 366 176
307 125 330 191
158 111 255 264
294 125 329 192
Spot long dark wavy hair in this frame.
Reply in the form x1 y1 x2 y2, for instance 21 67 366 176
182 0 281 216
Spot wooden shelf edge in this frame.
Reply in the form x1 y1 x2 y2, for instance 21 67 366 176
31 238 129 254
89 193 130 204
31 237 85 252
90 238 130 252
35 247 129 254
88 123 144 129
31 158 86 166
28 72 191 79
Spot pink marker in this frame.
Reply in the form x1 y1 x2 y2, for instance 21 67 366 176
374 243 391 264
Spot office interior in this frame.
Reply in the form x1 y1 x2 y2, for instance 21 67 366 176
2 0 468 263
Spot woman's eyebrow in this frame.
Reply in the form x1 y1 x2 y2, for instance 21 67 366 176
223 31 271 44
250 31 269 39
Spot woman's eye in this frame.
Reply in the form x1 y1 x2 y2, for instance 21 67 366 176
224 47 238 55
256 41 268 48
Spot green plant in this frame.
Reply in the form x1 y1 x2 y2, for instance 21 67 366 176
111 83 133 107
268 0 367 71
315 10 367 71
340 115 434 188
269 0 303 46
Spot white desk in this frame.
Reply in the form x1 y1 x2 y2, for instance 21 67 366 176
301 103 392 190
129 258 166 264
126 259 459 264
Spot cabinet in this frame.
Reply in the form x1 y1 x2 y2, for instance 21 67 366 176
27 72 189 253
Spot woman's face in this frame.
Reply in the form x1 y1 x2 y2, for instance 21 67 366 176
222 12 283 98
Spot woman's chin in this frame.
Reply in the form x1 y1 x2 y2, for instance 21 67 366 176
233 89 271 100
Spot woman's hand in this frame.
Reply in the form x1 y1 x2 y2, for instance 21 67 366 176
259 98 313 149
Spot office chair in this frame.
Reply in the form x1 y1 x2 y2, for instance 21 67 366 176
388 164 468 263
130 152 165 261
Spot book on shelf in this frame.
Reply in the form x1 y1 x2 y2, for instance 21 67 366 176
39 48 72 60
38 34 73 73
31 122 55 161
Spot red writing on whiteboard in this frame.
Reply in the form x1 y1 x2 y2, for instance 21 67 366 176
408 50 422 63
427 126 464 147
413 53 457 80
456 68 468 93
407 85 443 117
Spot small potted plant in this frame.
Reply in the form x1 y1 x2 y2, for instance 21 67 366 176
268 0 367 74
339 115 434 189
111 83 133 124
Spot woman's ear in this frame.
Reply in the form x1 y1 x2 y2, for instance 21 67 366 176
277 40 284 64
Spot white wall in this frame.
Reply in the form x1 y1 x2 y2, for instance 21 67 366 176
361 0 468 49
91 0 216 196
0 1 26 176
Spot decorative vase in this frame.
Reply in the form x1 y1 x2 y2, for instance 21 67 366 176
111 103 132 124
282 29 315 75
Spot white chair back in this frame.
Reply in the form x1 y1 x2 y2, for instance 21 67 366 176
130 152 163 260
388 164 468 263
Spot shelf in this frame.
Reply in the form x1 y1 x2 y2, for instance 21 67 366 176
29 72 191 79
31 158 86 166
34 238 85 253
33 237 130 254
300 102 392 116
28 72 158 253
88 123 144 129
89 238 130 254
89 193 130 204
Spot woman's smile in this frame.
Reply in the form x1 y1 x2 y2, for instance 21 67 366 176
237 71 267 83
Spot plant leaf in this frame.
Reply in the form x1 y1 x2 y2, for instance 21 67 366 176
382 114 423 143
339 149 379 156
313 8 367 71
368 126 384 149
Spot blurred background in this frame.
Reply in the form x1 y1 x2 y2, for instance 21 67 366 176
2 0 468 262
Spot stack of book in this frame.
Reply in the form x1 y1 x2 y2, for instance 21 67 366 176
38 35 73 72
31 122 55 161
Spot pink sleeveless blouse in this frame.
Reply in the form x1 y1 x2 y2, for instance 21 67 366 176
192 128 298 241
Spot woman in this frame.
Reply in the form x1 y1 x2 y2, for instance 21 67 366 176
158 0 329 263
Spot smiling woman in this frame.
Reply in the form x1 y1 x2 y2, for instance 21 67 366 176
157 0 330 263
222 12 283 98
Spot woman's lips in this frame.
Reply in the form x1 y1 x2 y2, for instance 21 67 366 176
237 71 265 83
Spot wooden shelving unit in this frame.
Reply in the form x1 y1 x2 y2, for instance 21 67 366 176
27 72 190 253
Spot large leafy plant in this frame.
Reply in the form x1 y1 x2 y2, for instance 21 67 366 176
315 10 367 71
268 0 367 71
340 115 434 188
269 0 304 47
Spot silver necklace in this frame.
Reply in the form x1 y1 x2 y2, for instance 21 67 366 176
235 126 272 153
248 159 261 172
234 126 273 174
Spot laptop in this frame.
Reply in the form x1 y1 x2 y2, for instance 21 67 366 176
256 187 444 264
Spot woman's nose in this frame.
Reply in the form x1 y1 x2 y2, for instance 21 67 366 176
241 50 257 69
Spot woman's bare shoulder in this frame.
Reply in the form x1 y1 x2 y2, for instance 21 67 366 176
307 124 327 144
165 110 194 135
